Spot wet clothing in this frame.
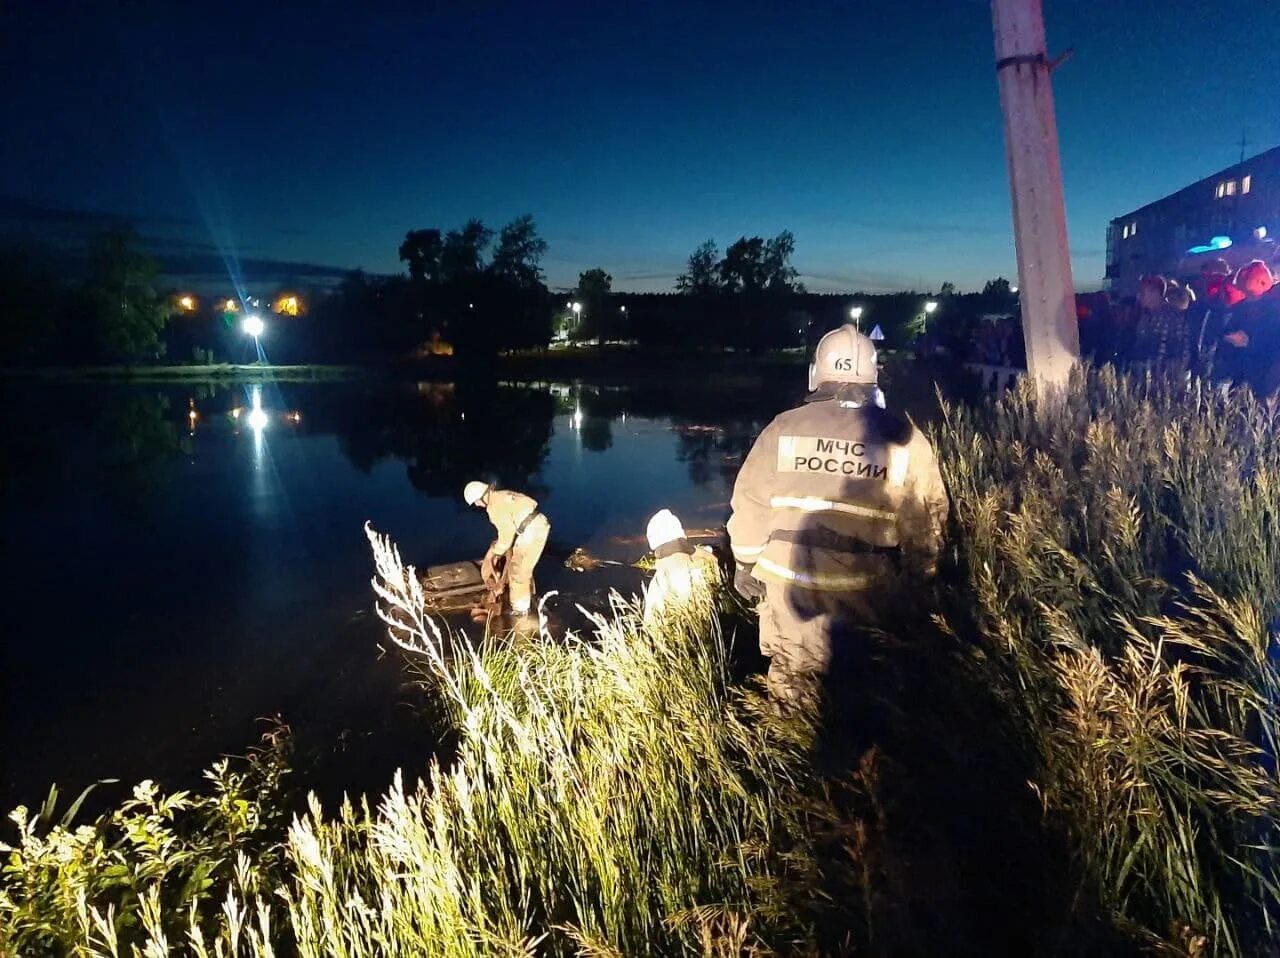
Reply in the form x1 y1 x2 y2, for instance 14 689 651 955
727 396 948 691
482 490 550 614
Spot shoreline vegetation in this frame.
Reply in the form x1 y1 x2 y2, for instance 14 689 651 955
4 367 1277 955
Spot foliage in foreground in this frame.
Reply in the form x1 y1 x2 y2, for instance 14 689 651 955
0 527 857 956
937 367 1280 955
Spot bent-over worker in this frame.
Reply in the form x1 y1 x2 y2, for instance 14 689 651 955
643 508 713 626
463 481 551 616
726 325 949 702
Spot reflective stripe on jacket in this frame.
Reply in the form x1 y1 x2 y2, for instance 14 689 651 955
727 399 948 590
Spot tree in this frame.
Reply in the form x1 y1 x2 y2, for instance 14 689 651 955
676 240 720 293
939 281 957 297
441 219 493 282
488 215 548 288
762 230 802 293
718 237 767 293
84 229 167 362
575 268 614 340
399 229 444 284
717 231 802 294
980 277 1017 312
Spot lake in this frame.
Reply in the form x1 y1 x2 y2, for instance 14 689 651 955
0 372 809 809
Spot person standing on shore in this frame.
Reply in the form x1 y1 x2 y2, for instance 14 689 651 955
726 325 949 704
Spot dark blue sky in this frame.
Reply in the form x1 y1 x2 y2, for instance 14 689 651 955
3 1 1278 292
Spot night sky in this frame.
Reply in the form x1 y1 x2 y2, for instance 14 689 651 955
3 1 1278 292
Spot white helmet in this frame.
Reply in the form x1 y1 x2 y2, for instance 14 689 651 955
808 324 878 392
646 508 686 551
463 480 491 506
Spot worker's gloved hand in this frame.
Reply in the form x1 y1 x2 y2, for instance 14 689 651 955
734 563 765 602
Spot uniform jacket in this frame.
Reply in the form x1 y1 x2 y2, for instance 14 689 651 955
727 398 948 590
484 490 544 556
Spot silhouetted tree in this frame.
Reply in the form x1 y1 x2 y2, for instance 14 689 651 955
441 219 493 281
980 277 1017 313
575 267 613 340
399 229 444 284
676 240 720 293
488 215 547 288
718 231 802 294
83 229 168 362
939 281 957 297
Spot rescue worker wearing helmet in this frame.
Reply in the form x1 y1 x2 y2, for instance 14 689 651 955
727 325 949 703
643 508 716 626
463 481 551 616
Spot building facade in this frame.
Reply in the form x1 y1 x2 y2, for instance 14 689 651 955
1106 146 1280 294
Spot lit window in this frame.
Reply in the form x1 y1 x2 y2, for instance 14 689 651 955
1255 226 1268 240
1226 180 1238 196
1216 182 1226 199
1130 221 1138 237
1121 224 1130 239
1243 174 1252 194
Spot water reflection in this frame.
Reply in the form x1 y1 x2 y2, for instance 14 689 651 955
1 373 805 809
330 380 556 498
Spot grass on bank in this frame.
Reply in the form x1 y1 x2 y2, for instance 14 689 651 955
937 366 1280 955
0 527 859 956
2 365 1279 956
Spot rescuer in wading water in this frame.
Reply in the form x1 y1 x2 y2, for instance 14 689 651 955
727 325 950 704
642 508 715 626
464 481 550 617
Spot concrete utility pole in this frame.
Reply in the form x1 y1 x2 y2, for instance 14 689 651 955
991 0 1080 393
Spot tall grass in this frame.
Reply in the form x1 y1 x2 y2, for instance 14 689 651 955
2 526 853 956
936 366 1280 954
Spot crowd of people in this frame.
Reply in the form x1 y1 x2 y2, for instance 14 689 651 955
1076 257 1280 394
970 315 1026 368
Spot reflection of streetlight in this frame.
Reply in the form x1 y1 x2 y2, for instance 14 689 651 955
242 314 265 338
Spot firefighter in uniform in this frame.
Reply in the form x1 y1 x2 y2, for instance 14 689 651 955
464 481 551 615
727 325 949 702
643 508 715 626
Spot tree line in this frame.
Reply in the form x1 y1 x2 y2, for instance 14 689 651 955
0 218 1019 365
0 230 170 364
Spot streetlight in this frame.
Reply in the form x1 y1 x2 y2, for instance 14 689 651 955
921 300 939 344
242 314 265 339
849 305 864 329
571 301 582 317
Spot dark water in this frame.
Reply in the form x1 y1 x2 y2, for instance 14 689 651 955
0 374 801 809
